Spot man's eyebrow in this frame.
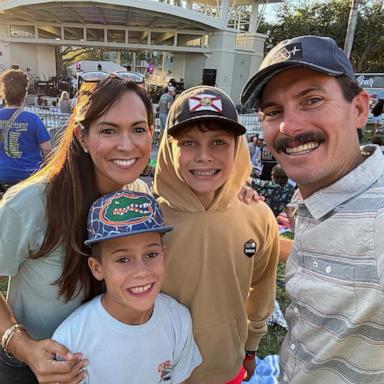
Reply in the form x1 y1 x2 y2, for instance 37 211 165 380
296 86 327 98
261 86 327 109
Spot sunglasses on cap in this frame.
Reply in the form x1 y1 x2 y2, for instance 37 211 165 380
78 71 145 90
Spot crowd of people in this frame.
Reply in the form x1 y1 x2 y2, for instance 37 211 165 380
0 34 383 384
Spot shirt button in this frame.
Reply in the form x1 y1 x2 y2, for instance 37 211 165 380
325 266 332 274
293 307 299 314
283 374 288 382
290 343 296 350
313 261 318 268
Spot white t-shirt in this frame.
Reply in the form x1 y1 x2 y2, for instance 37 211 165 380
52 293 201 384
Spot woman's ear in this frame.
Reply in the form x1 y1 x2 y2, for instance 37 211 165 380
74 125 89 153
88 257 104 281
74 124 82 141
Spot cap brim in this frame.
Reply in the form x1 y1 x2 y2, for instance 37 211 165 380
241 61 345 108
168 115 246 136
84 226 173 247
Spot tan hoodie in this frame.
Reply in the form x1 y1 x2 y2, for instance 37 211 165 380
154 131 279 384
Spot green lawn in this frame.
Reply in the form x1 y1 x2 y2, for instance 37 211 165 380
0 277 7 296
257 262 290 358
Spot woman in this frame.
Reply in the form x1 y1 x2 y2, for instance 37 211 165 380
58 91 72 114
0 69 52 189
0 77 154 383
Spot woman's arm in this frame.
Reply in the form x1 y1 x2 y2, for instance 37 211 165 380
0 286 87 384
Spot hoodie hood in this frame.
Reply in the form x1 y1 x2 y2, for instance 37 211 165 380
153 128 252 212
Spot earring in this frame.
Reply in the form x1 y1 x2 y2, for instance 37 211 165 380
83 147 88 153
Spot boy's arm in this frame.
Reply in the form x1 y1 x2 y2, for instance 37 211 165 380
245 214 280 352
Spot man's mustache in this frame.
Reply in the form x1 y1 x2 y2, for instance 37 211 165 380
275 132 326 152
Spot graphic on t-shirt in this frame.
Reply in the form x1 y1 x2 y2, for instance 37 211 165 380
158 359 173 382
99 193 153 226
244 239 257 257
0 120 28 158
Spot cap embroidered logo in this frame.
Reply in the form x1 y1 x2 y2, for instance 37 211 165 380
188 94 223 113
267 43 303 65
99 193 153 227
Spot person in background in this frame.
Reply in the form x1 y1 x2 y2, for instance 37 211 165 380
154 85 279 384
50 100 59 114
248 134 261 160
0 69 52 190
52 190 201 383
158 86 176 137
59 91 72 114
251 164 295 217
241 34 384 384
371 136 384 153
371 98 384 137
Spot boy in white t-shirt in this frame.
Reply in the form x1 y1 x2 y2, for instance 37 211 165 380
52 190 201 384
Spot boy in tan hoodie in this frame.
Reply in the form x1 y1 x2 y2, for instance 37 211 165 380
154 86 279 383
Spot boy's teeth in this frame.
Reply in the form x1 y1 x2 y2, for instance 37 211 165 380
113 159 136 166
285 142 319 154
192 170 217 176
129 283 152 294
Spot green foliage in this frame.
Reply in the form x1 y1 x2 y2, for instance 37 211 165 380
0 277 7 297
258 0 384 72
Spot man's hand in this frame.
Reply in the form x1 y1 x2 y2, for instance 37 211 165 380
238 181 265 205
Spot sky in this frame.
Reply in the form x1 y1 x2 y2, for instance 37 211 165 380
262 0 321 24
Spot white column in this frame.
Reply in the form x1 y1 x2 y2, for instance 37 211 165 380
249 1 259 33
132 52 136 71
221 0 229 27
161 52 167 81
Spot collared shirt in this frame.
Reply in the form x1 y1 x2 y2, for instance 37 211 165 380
280 147 384 384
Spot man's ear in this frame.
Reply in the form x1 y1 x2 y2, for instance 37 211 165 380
353 91 370 128
88 257 104 281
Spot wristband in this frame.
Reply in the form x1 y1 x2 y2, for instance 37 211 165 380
244 350 256 361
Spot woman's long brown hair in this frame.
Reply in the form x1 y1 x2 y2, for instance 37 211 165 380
4 78 153 302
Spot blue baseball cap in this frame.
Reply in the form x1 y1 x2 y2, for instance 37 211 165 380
85 190 173 247
241 35 356 109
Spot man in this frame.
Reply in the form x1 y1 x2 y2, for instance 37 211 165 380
0 69 52 189
248 134 261 160
241 35 384 383
158 86 176 135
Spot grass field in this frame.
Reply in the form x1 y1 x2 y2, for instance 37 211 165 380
0 277 7 296
257 262 290 358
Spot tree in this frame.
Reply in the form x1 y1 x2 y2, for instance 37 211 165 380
344 0 361 58
258 0 384 72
